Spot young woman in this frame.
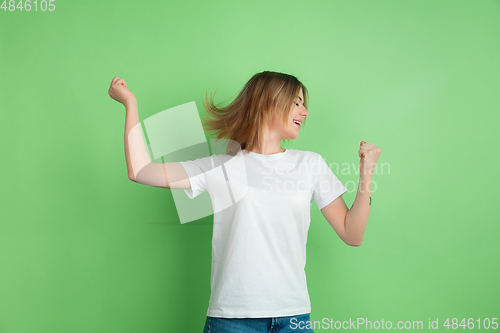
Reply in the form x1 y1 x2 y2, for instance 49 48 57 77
108 71 381 333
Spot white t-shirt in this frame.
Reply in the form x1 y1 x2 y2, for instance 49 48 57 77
178 148 347 318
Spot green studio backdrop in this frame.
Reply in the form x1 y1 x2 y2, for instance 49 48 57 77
1 0 499 332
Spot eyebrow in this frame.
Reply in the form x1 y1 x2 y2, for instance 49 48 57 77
297 96 303 103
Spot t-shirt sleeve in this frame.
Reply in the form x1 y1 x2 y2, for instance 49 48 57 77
312 153 348 210
178 156 212 199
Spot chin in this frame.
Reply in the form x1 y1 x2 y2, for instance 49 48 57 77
283 127 300 139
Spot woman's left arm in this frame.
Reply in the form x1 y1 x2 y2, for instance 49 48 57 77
320 141 381 246
344 141 382 246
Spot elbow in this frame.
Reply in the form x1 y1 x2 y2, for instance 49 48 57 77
128 173 136 182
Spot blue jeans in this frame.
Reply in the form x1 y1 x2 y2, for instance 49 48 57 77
202 312 315 333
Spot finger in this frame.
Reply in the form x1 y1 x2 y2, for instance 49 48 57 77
362 142 376 149
359 148 367 154
361 146 373 154
112 77 120 84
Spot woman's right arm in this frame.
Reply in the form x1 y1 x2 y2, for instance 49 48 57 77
108 76 191 189
123 96 140 181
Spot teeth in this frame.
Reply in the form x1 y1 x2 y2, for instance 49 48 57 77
293 120 301 126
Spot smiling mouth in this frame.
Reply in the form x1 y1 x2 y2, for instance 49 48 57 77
293 120 302 129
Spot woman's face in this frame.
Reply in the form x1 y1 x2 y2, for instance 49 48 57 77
269 89 308 139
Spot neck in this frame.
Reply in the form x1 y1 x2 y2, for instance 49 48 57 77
245 124 286 155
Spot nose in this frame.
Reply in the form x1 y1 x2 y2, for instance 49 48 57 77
300 106 309 118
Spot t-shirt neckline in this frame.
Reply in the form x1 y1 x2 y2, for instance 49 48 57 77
243 149 291 159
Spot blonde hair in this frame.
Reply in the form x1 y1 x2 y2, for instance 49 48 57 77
201 71 309 155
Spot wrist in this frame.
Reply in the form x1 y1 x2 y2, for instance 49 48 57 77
124 97 137 109
359 172 373 181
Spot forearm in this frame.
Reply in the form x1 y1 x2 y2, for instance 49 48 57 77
124 99 151 180
344 173 372 246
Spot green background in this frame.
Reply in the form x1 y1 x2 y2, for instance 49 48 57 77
1 0 499 332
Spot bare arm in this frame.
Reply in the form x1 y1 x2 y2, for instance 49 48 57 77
123 98 140 180
321 141 381 246
109 76 190 189
343 174 372 246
